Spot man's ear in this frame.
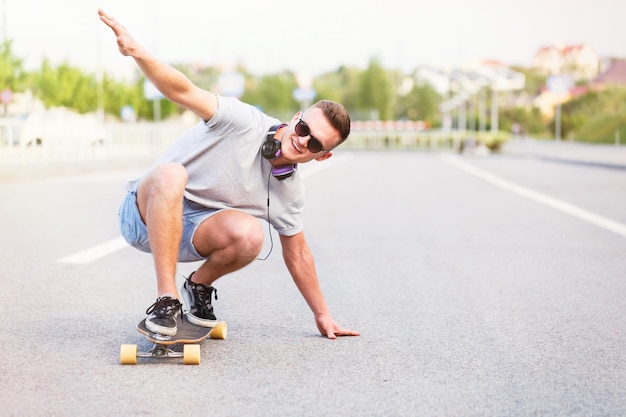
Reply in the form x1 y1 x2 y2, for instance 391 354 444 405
315 152 333 162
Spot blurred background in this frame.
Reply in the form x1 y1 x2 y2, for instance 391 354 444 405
1 0 626 176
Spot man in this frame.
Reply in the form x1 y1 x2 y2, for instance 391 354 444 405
99 9 359 340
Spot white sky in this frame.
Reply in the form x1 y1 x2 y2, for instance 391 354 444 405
5 0 626 79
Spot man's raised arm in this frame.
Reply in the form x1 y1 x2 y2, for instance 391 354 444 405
98 9 218 121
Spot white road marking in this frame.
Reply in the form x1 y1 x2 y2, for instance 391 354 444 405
441 154 626 238
56 153 355 264
57 237 129 264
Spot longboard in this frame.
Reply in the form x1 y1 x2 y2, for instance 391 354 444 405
120 315 227 365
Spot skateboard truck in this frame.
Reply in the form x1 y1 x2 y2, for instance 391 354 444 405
121 343 203 365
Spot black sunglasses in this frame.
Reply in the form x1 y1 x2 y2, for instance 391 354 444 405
295 118 326 153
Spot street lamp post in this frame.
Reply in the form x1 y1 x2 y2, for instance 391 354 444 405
490 86 498 134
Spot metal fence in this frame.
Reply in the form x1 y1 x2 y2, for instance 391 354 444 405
0 118 185 167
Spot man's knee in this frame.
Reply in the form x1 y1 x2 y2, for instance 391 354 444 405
193 211 264 262
135 163 188 221
148 163 188 192
139 163 188 202
232 218 264 258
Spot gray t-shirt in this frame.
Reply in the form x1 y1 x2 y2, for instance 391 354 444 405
147 95 305 236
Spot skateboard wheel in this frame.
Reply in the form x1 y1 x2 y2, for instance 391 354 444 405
120 344 138 365
210 321 227 340
183 344 201 365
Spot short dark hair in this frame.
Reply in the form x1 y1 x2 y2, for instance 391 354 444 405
311 100 351 144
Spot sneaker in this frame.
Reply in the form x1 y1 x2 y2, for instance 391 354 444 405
181 273 219 328
145 296 182 336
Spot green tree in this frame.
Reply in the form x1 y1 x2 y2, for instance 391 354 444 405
553 87 626 140
511 66 547 96
314 65 361 111
356 57 393 120
397 81 442 125
91 72 176 121
241 71 299 119
100 74 132 118
498 106 548 136
0 40 26 115
31 59 99 113
0 41 25 91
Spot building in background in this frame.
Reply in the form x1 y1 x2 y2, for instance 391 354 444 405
533 44 599 82
592 58 626 88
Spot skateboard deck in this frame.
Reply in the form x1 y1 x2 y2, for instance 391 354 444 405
120 315 227 365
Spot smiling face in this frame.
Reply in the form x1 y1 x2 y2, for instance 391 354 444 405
277 107 342 164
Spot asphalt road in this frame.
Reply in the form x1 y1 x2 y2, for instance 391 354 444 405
1 148 625 416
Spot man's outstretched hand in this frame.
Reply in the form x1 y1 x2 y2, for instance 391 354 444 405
98 9 145 59
315 314 360 339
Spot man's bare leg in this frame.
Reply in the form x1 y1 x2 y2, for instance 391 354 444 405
136 163 188 298
191 210 265 285
179 210 264 327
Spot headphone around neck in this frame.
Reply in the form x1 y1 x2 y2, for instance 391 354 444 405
261 123 297 180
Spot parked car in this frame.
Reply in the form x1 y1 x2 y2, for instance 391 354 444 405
8 108 110 147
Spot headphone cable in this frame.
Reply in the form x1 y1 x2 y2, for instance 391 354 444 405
256 160 275 261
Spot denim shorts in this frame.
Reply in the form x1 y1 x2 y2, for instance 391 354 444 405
118 183 219 262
